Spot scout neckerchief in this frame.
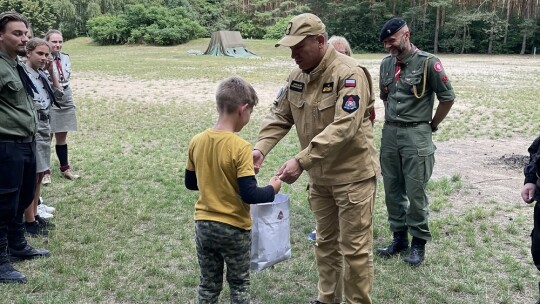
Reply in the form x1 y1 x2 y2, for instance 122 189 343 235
37 69 61 108
16 63 37 98
54 56 65 82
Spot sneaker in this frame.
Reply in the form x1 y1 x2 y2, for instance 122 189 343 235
25 221 48 237
37 208 53 219
61 169 80 180
38 203 55 213
42 173 51 185
307 230 316 241
35 215 55 229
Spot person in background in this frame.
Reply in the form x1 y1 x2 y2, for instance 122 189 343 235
520 135 540 304
44 29 79 182
253 13 379 304
23 38 62 236
376 17 455 267
307 35 376 242
185 76 282 303
0 11 50 284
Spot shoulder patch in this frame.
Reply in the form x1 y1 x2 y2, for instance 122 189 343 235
290 80 304 92
342 95 360 113
434 61 443 72
344 79 356 88
274 86 286 105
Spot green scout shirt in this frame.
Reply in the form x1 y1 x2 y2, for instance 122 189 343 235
379 45 455 123
255 45 380 185
0 50 36 137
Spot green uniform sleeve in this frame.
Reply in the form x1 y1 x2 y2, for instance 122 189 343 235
427 57 455 102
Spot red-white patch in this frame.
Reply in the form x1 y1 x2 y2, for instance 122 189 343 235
434 61 443 73
344 79 356 87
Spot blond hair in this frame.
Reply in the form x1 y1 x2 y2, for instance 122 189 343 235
216 77 258 114
329 35 352 56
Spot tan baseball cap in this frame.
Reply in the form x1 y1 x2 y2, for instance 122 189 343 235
275 13 326 47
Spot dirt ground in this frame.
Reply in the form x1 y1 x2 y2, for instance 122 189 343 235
71 62 534 211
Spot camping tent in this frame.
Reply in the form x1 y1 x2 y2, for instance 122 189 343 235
204 31 258 58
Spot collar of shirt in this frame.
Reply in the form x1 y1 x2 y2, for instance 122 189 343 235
0 49 18 68
395 43 419 66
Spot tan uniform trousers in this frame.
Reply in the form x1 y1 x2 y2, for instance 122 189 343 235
309 177 376 304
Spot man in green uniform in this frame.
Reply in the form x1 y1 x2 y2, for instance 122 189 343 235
0 12 50 284
253 13 379 304
376 17 455 266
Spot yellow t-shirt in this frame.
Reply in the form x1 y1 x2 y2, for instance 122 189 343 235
187 129 255 230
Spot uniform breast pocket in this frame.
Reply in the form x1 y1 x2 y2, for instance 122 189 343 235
288 91 305 109
317 95 336 126
401 75 422 96
6 80 23 92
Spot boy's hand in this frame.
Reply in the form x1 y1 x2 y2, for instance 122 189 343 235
269 176 282 194
521 183 536 204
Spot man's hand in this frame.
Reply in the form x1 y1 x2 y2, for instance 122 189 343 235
252 150 265 174
521 183 536 204
277 158 303 184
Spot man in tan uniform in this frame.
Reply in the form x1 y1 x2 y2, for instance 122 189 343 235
252 13 379 304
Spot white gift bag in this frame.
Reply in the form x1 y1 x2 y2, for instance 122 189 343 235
250 193 291 272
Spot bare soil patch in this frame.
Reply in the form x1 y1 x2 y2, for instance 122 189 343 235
71 72 534 215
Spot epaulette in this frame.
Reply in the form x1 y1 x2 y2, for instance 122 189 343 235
417 50 434 57
60 52 70 56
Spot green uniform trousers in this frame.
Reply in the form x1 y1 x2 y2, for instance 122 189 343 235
380 123 435 241
309 177 376 304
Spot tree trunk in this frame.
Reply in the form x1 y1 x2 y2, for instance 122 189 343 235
434 5 440 53
520 31 527 54
461 25 467 54
393 0 397 15
504 0 511 44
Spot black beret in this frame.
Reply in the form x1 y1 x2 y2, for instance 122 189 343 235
380 17 406 42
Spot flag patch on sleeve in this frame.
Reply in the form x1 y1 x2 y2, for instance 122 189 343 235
344 79 356 87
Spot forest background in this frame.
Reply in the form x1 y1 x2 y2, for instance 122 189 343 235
1 0 539 55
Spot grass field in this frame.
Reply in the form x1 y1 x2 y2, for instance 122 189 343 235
2 38 540 303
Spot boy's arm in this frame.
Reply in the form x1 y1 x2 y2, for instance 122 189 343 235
185 169 199 191
237 176 275 204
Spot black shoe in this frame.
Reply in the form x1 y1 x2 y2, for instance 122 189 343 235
376 237 409 258
403 244 425 266
8 245 50 261
0 262 27 283
25 221 48 237
35 215 55 229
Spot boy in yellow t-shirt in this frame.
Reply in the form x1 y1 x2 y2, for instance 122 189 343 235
185 76 282 303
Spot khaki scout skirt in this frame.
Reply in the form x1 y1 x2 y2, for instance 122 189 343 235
50 86 78 133
36 110 52 173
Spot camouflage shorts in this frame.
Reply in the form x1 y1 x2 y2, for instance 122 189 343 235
195 220 251 304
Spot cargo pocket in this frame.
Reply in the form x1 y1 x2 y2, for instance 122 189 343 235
342 181 375 235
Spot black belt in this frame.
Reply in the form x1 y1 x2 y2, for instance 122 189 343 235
37 111 49 121
63 85 69 89
0 135 34 143
385 121 429 128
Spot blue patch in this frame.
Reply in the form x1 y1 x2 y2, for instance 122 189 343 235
342 95 359 113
